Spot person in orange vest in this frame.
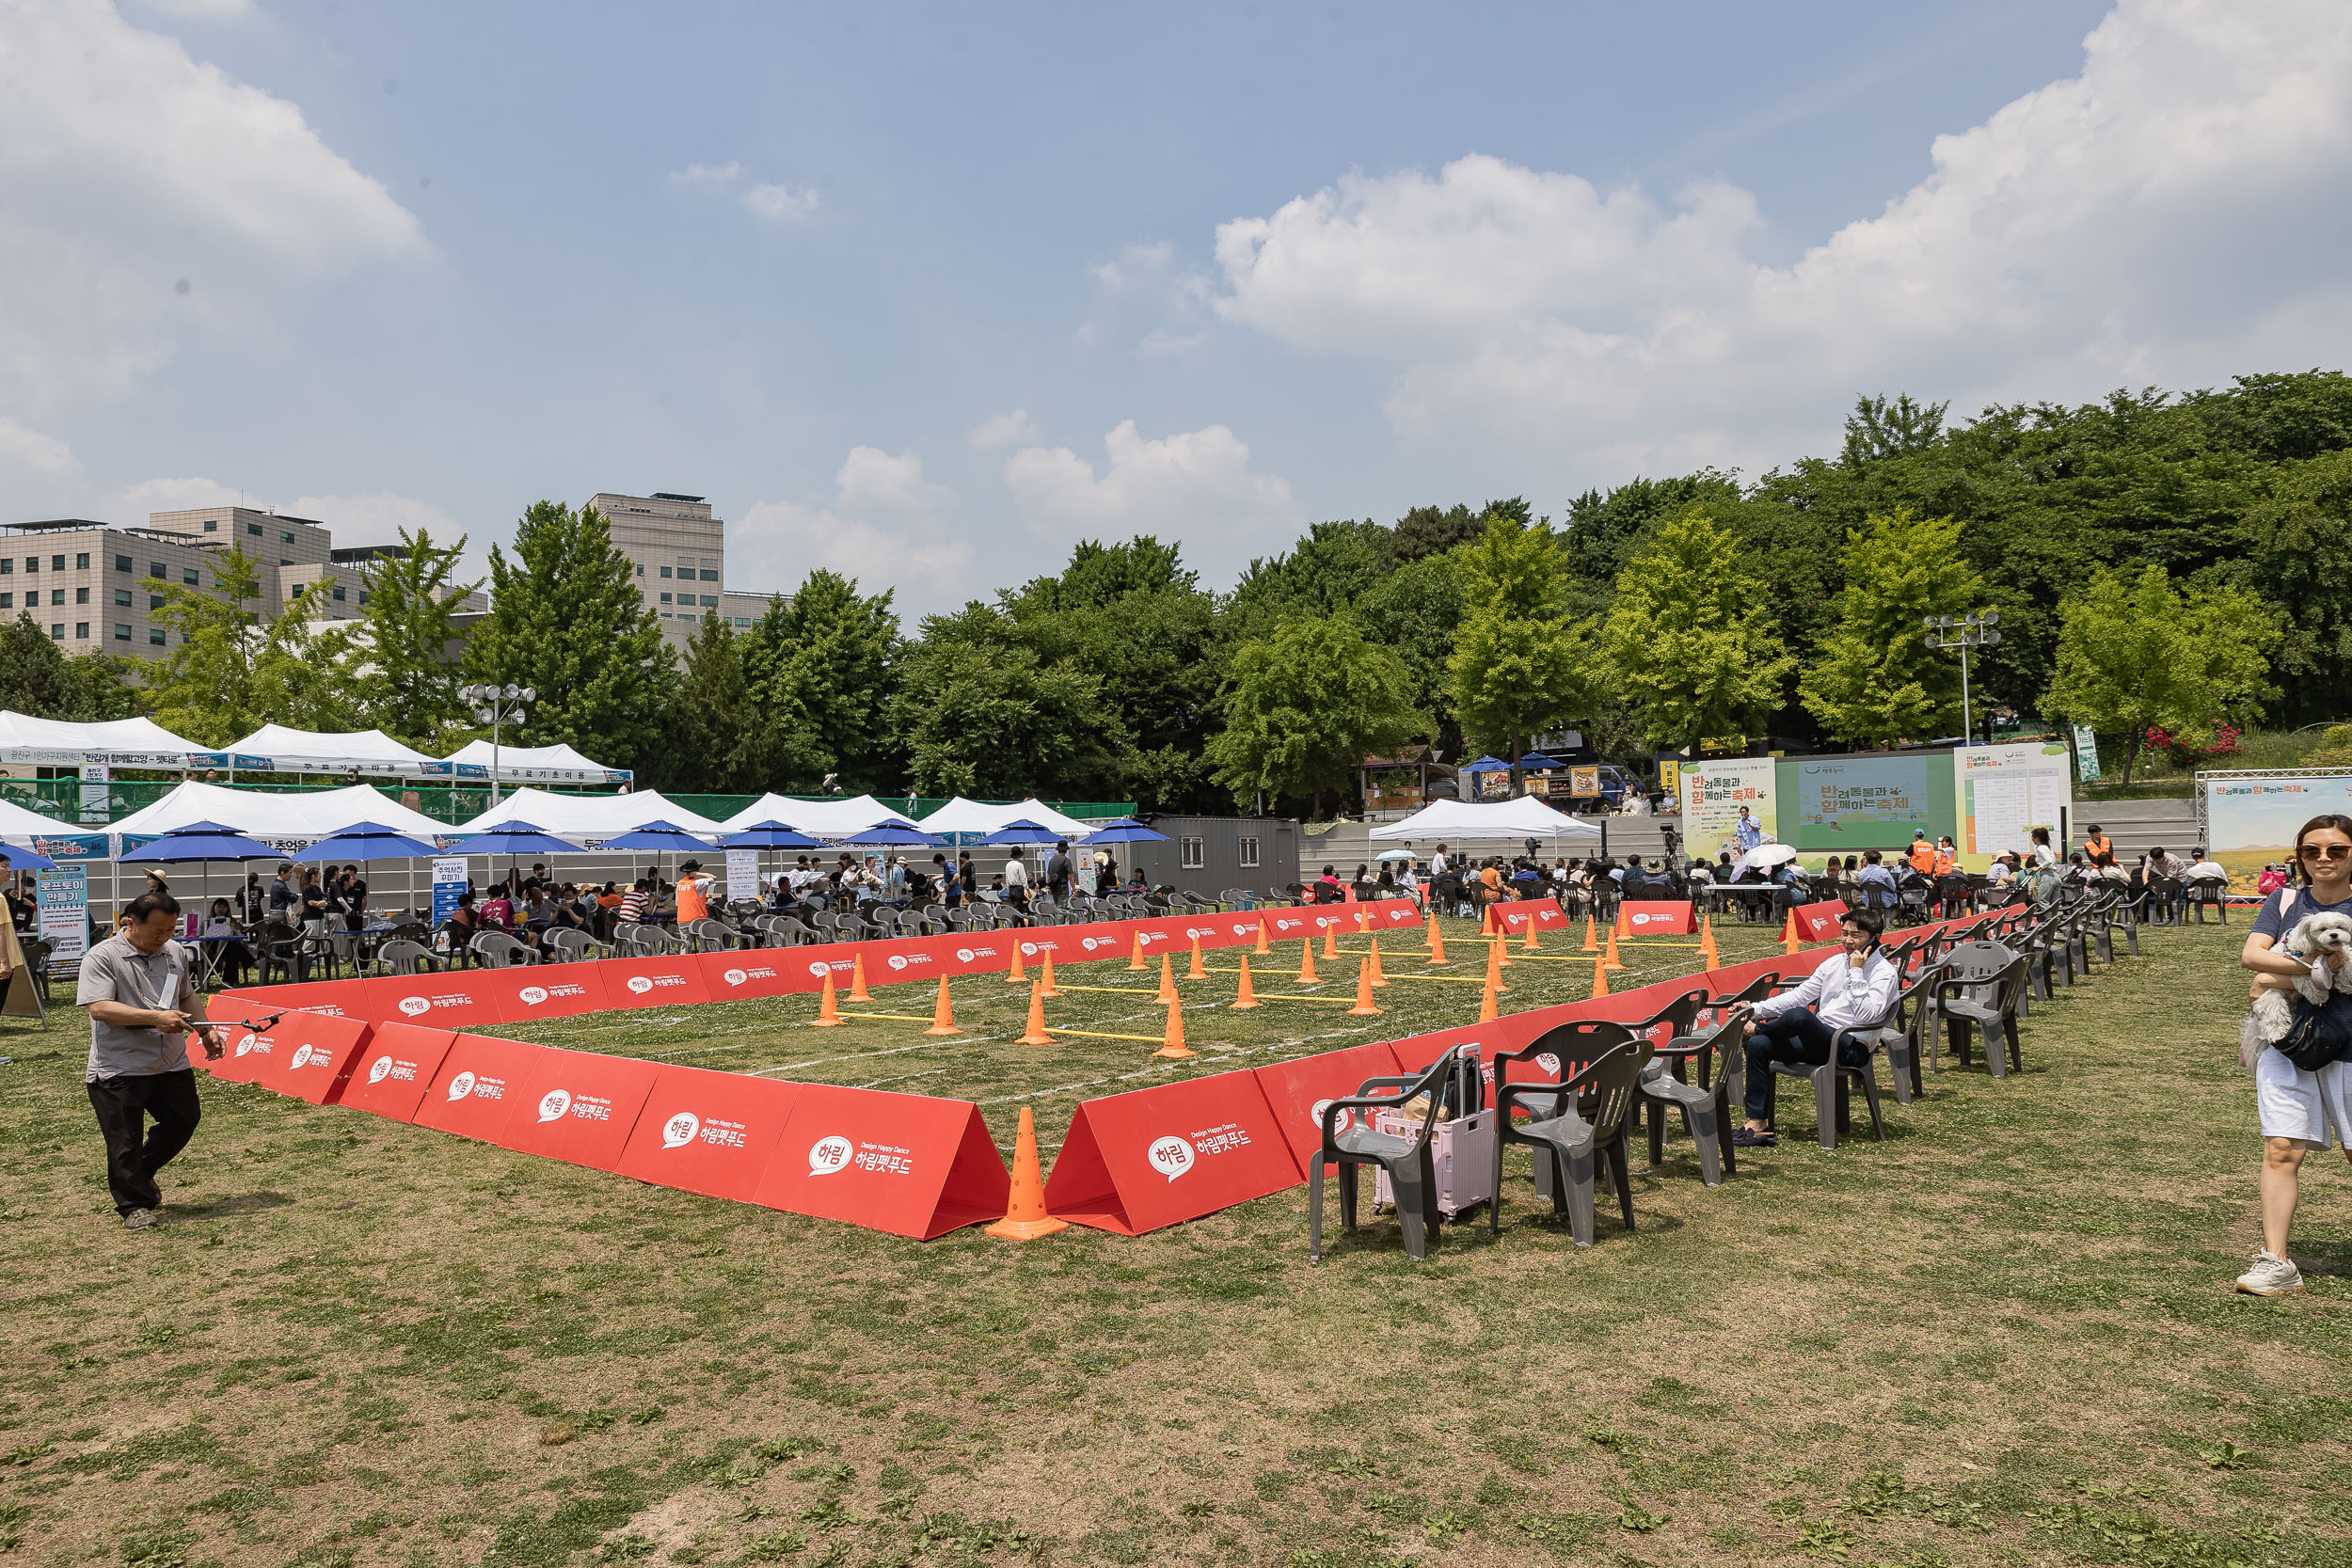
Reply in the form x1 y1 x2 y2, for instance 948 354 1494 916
1906 832 1937 876
1931 836 1957 878
2082 824 2114 867
674 858 716 925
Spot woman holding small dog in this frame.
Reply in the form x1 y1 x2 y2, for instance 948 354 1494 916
2238 812 2352 1295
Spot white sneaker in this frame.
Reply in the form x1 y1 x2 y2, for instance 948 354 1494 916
2234 1249 2303 1296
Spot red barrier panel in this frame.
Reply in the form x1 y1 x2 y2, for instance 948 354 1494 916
496 1046 662 1170
363 971 512 1029
1790 899 1848 942
238 1010 373 1104
1043 1069 1301 1235
700 950 810 1000
613 1066 801 1202
215 979 370 1019
1261 909 1317 944
413 1034 546 1139
480 962 612 1021
339 1022 458 1122
1491 897 1569 935
751 1085 1010 1240
601 954 713 1010
1620 900 1695 936
1252 1041 1404 1175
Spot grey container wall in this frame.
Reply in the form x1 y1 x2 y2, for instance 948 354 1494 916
1108 816 1301 901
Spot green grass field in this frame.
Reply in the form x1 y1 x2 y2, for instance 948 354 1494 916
2 915 2348 1568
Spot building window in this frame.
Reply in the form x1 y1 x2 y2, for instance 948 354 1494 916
358 590 369 606
279 530 294 544
331 585 345 600
24 557 37 573
48 590 62 607
49 624 63 640
1180 835 1205 869
74 587 88 604
203 520 217 532
660 566 672 578
660 592 673 604
150 562 164 578
279 558 292 566
114 590 130 607
699 570 719 581
246 522 262 536
74 623 87 640
149 627 166 645
183 569 198 585
75 552 88 568
114 554 130 572
50 555 64 571
0 594 10 609
1238 835 1260 868
150 594 164 610
0 559 11 574
113 624 130 641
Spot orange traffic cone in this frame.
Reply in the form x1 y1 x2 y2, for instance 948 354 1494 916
1039 947 1062 999
1582 912 1598 953
1592 955 1610 998
1153 994 1195 1059
1155 952 1177 1005
1478 975 1499 1022
1127 933 1149 972
1615 903 1631 939
1354 903 1369 933
1322 921 1340 959
1231 955 1262 1009
850 953 873 1004
923 976 961 1036
1186 934 1207 980
1017 980 1055 1046
1367 936 1388 988
1297 938 1319 984
810 967 843 1027
1781 909 1802 956
1005 939 1026 985
1699 913 1719 971
1484 935 1509 994
1422 909 1440 948
986 1106 1069 1241
1521 917 1540 953
1603 923 1625 972
1254 915 1271 955
1347 952 1383 1016
1426 916 1447 965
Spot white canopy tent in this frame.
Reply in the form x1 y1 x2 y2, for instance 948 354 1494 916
1367 797 1603 842
111 781 452 842
443 739 631 785
916 796 1094 840
717 793 919 838
223 725 441 777
454 786 724 839
0 711 205 768
0 793 72 841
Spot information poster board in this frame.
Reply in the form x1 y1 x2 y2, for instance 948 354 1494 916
36 864 88 966
1679 758 1776 856
430 857 467 928
725 847 760 906
2072 723 2102 782
1787 756 1953 851
2202 772 2352 891
1956 742 2073 869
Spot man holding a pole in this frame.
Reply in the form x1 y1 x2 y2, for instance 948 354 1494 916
77 891 221 1230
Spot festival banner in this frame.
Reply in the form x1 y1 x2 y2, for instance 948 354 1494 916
338 1022 459 1122
1787 754 1956 851
412 1034 548 1141
751 1085 1011 1240
1042 1069 1301 1235
614 1066 803 1203
1616 900 1694 936
496 1046 662 1171
1954 742 2073 870
1251 1041 1405 1175
2201 771 2352 891
598 954 713 1010
1680 758 1777 857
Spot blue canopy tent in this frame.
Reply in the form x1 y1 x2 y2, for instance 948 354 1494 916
1076 817 1168 845
441 819 588 899
293 821 448 927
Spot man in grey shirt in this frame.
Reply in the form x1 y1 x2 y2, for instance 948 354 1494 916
77 891 221 1229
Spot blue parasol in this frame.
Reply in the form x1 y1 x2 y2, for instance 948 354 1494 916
1517 752 1564 770
293 821 443 863
440 818 588 858
1458 756 1512 775
720 819 828 849
971 818 1060 847
0 842 59 871
840 823 948 848
596 819 715 853
126 820 285 863
1078 817 1168 845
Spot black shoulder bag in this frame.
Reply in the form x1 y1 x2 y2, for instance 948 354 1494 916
2275 993 2352 1072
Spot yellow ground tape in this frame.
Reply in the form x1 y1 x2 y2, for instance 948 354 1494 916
1050 984 1162 995
1042 1027 1173 1043
1380 973 1486 985
835 1013 940 1023
1254 993 1356 1004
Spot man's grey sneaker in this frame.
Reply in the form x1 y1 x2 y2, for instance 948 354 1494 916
2234 1249 2303 1296
121 1208 165 1231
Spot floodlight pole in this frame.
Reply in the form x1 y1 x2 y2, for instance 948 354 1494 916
1922 611 2002 747
461 683 535 807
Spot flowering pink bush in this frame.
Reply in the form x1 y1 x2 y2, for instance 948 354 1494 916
2144 723 2242 768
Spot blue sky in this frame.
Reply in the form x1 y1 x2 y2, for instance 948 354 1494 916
5 0 2346 617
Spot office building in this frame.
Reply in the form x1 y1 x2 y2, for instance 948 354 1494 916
587 490 785 646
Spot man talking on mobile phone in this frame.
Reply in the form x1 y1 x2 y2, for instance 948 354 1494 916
77 891 223 1230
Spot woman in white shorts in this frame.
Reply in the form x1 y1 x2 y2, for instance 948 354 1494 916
2237 812 2352 1295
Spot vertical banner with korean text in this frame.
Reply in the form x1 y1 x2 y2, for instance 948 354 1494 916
36 864 89 965
430 857 467 927
725 847 760 906
1955 742 2074 869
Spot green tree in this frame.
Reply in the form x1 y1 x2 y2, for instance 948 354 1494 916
351 528 482 748
1357 549 1468 755
1598 513 1795 751
2233 445 2352 717
743 569 900 792
2043 565 2279 786
1799 509 1987 747
464 502 671 775
1207 618 1422 816
0 613 136 721
659 612 809 793
143 546 358 745
890 604 1119 798
1445 512 1596 785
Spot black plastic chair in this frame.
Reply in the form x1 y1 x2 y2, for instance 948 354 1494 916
1488 1027 1653 1246
1306 1053 1458 1262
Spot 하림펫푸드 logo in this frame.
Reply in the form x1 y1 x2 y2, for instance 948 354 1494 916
955 948 975 963
233 1033 259 1058
399 995 431 1017
367 1054 393 1085
445 1070 477 1101
1308 1097 1355 1134
887 954 907 971
660 1111 700 1148
723 968 749 987
806 1134 853 1176
518 985 549 1006
537 1088 572 1123
627 975 655 995
1146 1134 1195 1183
288 1044 314 1070
806 960 830 977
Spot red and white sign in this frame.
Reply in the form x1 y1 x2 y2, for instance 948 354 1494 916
1251 1041 1404 1175
474 962 612 1020
215 979 370 1019
1619 900 1695 936
751 1085 1010 1239
339 1022 459 1122
1490 897 1570 934
1790 899 1848 942
1043 1069 1301 1235
698 952 803 999
232 1009 373 1104
413 1034 547 1141
601 955 712 1010
613 1065 801 1202
496 1046 661 1170
363 972 511 1030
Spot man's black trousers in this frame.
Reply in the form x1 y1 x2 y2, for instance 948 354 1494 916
87 1069 200 1216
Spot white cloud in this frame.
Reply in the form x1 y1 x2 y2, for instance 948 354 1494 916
967 408 1040 451
1210 0 2352 467
733 447 966 618
127 0 256 17
0 417 79 476
284 491 462 547
1138 328 1203 357
0 0 424 417
1089 240 1173 292
834 446 948 514
742 182 820 221
667 160 741 185
106 475 246 518
1002 420 1302 563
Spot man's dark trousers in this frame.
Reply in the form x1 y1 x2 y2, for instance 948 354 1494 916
1742 1010 1849 1123
87 1069 200 1215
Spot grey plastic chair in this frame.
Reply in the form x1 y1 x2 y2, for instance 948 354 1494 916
1760 979 1910 1151
1489 1028 1654 1246
373 938 439 977
1930 940 2029 1078
543 927 614 963
2185 876 2228 924
1307 1052 1458 1262
469 930 540 968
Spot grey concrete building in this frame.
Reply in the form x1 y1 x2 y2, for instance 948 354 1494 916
588 491 727 649
1112 816 1302 902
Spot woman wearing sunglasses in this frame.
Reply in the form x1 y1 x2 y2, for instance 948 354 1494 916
2237 813 2352 1295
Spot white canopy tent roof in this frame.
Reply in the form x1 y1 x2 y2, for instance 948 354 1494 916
916 796 1095 840
718 793 919 838
1367 797 1603 842
0 793 72 841
223 725 441 777
109 781 452 843
454 786 724 839
0 711 206 768
443 739 631 785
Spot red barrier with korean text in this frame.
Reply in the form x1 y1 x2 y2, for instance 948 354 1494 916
600 954 713 1010
1251 1041 1404 1175
363 971 512 1030
1043 1069 1301 1235
1619 900 1695 936
241 1009 373 1104
1490 897 1570 936
751 1085 1010 1240
497 1046 662 1170
613 1066 801 1202
339 1022 458 1122
1790 899 1850 942
478 962 612 1022
413 1033 546 1140
215 979 369 1020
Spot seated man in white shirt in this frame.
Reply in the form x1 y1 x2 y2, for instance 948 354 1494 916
1725 908 1899 1148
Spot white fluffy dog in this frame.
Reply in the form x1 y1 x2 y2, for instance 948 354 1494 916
2250 911 2352 1042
